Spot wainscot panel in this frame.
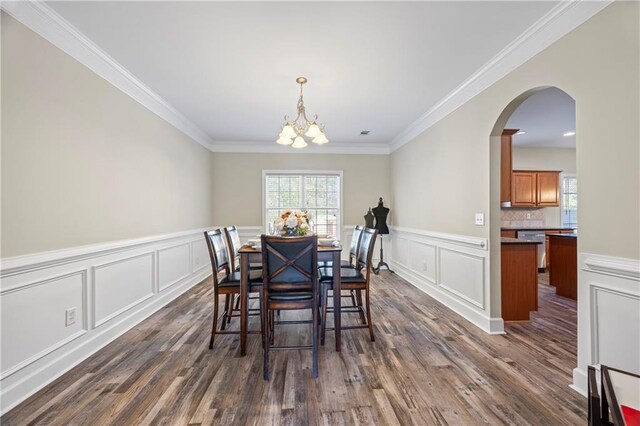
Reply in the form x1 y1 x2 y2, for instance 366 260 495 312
573 253 640 395
0 228 215 414
388 226 502 335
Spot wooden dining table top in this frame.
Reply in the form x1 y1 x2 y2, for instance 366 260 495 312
238 243 342 253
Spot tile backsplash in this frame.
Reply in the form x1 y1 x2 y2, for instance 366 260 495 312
501 208 545 228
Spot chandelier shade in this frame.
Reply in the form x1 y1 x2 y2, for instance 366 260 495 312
276 77 328 148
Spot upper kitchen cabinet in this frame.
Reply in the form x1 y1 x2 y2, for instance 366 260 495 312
511 170 561 207
536 171 560 206
512 171 537 206
500 129 518 207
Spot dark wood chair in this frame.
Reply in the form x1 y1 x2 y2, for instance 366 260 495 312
224 226 262 271
261 235 319 380
319 225 363 268
319 227 378 343
204 229 263 349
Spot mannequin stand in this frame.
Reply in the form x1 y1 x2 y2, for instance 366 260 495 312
373 235 395 275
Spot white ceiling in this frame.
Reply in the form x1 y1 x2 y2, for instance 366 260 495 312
45 1 561 149
507 87 576 148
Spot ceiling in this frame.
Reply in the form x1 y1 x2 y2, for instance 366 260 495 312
507 87 576 148
45 1 561 150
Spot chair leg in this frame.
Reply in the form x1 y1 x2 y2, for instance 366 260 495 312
365 288 375 342
227 294 234 324
263 299 269 380
321 284 329 346
259 291 265 350
209 291 219 349
221 294 230 331
350 289 358 307
312 292 319 378
269 310 275 345
356 289 366 324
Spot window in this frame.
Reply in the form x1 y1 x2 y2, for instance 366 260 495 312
264 171 342 239
561 174 577 228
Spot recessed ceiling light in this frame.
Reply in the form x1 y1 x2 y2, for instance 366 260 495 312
563 131 576 137
515 130 526 135
360 130 370 135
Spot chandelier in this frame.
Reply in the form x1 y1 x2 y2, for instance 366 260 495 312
276 77 329 148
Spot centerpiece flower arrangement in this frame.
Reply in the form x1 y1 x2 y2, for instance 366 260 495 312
276 210 312 236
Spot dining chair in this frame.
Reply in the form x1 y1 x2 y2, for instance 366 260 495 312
204 229 263 349
319 227 378 343
319 225 363 268
261 235 319 380
224 226 262 271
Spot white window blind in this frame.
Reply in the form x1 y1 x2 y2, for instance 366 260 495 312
561 175 577 228
264 172 342 238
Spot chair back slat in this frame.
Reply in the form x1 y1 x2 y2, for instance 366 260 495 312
204 229 230 275
224 226 242 270
349 226 364 263
356 228 378 270
261 235 318 293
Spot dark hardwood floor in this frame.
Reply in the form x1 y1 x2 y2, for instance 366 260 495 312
2 272 584 425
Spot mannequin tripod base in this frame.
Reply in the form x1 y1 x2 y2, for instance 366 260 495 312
373 236 395 275
373 260 395 275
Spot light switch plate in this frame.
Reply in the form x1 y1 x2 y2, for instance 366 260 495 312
475 213 485 226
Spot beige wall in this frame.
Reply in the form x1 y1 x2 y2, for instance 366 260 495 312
211 153 390 229
512 147 576 174
391 1 639 260
512 147 576 227
1 14 215 257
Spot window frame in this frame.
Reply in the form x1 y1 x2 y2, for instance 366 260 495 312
560 173 577 229
262 170 344 240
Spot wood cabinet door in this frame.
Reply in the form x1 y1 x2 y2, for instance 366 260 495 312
500 130 517 205
501 230 517 238
511 172 537 206
537 172 560 206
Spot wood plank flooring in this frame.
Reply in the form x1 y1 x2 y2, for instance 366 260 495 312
2 272 585 425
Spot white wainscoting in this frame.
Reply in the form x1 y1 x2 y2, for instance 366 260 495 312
388 226 504 334
0 228 218 414
573 252 640 395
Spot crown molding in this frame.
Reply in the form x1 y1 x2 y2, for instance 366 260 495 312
209 140 390 155
389 0 613 153
1 1 215 151
3 0 612 156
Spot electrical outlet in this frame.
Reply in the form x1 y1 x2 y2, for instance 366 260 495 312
475 213 485 226
526 212 531 219
65 307 77 327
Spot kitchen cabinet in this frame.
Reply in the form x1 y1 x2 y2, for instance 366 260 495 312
537 171 560 206
501 230 517 238
545 229 574 272
511 171 537 206
511 170 561 207
547 233 577 300
500 129 518 207
501 240 540 321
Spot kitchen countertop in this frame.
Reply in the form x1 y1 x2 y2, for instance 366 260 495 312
545 232 578 239
501 237 544 245
501 227 575 231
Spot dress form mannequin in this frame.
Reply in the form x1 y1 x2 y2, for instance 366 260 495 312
371 198 394 274
364 208 375 229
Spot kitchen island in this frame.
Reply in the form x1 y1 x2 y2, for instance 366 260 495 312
547 233 577 300
501 237 542 321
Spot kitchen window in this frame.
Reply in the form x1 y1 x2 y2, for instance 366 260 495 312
561 174 577 228
263 171 342 239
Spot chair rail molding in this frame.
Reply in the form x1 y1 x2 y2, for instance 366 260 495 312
388 226 502 335
0 228 214 415
573 252 640 396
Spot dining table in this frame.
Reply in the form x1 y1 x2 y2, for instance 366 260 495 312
238 241 343 355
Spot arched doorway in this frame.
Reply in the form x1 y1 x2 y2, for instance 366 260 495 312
490 86 578 372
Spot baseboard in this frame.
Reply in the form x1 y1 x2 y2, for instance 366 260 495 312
571 367 587 396
392 260 502 335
